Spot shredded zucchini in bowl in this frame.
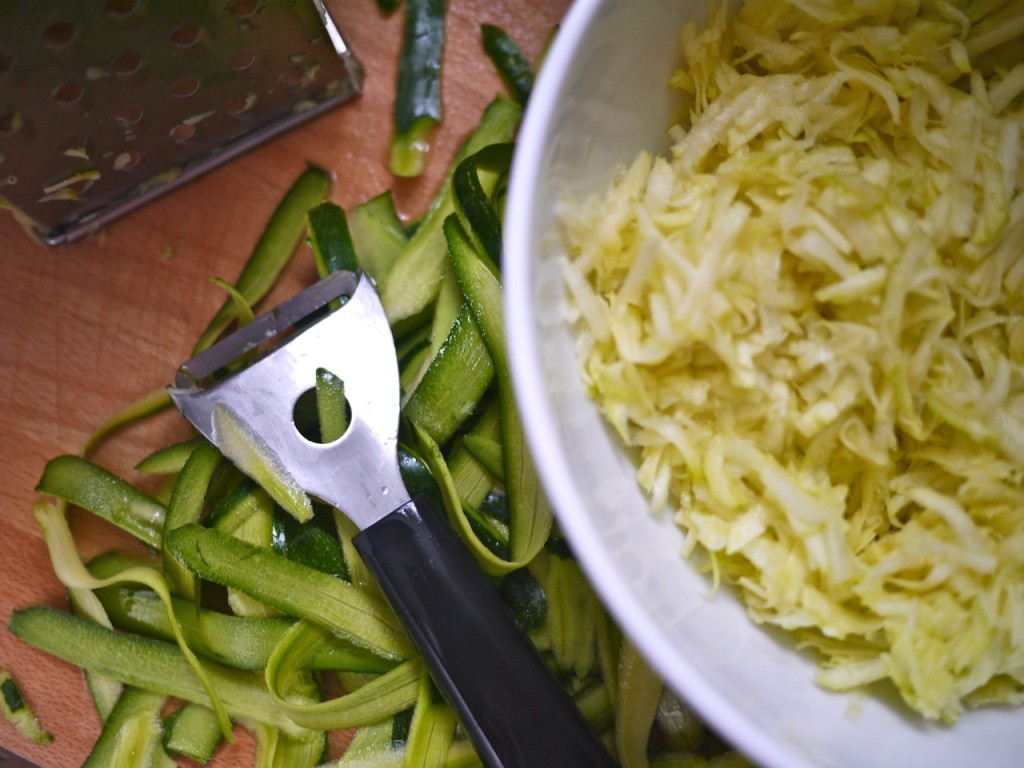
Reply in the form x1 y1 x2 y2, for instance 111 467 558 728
559 0 1024 724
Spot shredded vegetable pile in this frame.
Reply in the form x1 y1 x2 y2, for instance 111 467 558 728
560 0 1024 723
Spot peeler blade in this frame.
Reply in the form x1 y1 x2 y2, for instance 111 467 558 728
169 270 407 529
0 0 362 245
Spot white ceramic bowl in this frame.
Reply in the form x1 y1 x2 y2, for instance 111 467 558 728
503 1 1022 766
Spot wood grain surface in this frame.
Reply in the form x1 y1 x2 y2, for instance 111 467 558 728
0 1 570 764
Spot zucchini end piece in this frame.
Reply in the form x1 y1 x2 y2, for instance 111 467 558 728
390 116 439 178
0 669 53 745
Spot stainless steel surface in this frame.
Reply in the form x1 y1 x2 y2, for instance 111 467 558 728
0 0 362 244
170 270 408 529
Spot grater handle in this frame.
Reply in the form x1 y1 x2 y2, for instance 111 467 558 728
353 495 616 768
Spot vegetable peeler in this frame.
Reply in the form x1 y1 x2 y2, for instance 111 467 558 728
0 0 361 245
168 270 615 768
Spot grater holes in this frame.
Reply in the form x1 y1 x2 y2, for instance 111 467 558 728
171 75 201 98
169 123 196 143
229 48 257 72
114 104 144 127
225 92 257 117
42 21 77 49
279 52 321 91
112 51 142 77
228 0 258 20
105 0 140 19
170 23 202 48
6 0 361 237
50 81 84 105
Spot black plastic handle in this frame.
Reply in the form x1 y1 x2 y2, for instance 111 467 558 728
353 495 617 768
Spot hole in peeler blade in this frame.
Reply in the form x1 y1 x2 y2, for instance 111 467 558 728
292 370 351 445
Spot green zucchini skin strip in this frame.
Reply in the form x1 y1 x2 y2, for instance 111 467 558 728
460 433 503 480
445 215 553 564
309 202 360 277
391 0 446 177
266 622 421 730
394 0 445 132
404 668 457 765
218 487 280 620
163 441 222 601
315 367 350 442
402 304 495 447
546 553 600 678
212 403 315 524
574 682 615 735
378 96 521 325
451 144 512 272
273 507 348 579
254 726 325 768
66 586 125 723
82 387 172 459
209 276 257 330
135 437 205 475
193 164 331 354
32 499 233 737
447 397 502 508
397 443 445 514
163 702 224 763
163 524 413 661
83 687 169 768
418 262 465 394
347 192 409 283
8 607 312 739
207 478 271 534
92 581 393 674
480 24 534 106
409 423 504 575
615 641 664 768
334 725 481 767
408 421 523 579
36 455 165 548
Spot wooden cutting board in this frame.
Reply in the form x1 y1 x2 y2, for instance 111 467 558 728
0 1 570 764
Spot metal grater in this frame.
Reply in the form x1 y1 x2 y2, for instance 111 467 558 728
0 0 363 245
